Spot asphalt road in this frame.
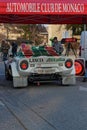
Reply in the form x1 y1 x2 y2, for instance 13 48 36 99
0 61 87 130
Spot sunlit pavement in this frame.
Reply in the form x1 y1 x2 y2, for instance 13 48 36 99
0 61 87 130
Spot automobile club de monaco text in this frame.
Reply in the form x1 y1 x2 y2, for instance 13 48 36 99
6 3 84 13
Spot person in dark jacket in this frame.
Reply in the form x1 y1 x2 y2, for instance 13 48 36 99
52 37 64 55
11 41 18 56
1 40 10 60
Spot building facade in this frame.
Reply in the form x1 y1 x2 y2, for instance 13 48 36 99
48 24 72 43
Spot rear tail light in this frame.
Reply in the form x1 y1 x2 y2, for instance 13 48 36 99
74 59 85 76
20 60 28 70
65 59 73 68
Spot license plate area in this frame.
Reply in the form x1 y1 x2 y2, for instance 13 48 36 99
35 68 55 74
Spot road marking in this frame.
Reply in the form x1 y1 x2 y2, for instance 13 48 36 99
79 86 87 91
0 100 5 107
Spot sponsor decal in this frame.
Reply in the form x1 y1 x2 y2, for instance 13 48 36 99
29 57 65 62
29 58 43 62
46 58 65 62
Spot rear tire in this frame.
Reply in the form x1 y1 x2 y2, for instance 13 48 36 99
5 66 12 80
82 77 86 82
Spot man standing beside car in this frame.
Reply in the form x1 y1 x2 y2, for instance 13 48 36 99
52 37 64 55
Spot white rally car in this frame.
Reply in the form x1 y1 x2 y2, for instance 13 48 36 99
4 46 76 87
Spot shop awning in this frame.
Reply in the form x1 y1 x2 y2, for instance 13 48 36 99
0 0 87 24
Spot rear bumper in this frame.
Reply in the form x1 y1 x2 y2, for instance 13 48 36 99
28 73 62 83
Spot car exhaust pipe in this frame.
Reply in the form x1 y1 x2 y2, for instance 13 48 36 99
28 77 34 82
